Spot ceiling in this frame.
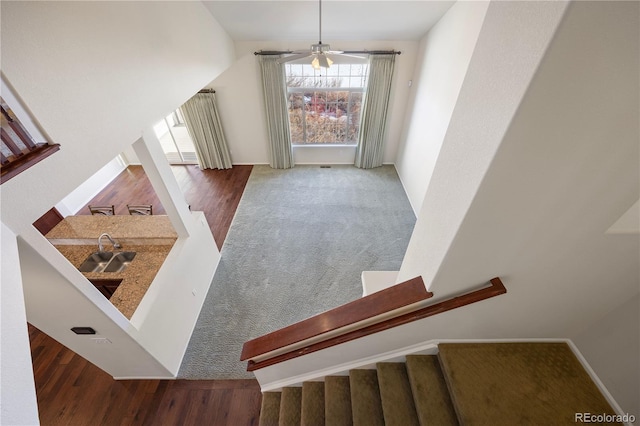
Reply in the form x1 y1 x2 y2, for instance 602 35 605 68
202 1 456 42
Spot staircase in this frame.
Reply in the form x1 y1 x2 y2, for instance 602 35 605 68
258 342 619 426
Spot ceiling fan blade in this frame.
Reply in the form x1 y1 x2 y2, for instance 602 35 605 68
325 53 368 64
335 53 367 60
277 53 311 64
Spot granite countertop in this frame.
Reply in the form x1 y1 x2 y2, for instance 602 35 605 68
46 215 177 241
47 216 177 320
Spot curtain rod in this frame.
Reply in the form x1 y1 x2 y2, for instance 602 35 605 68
198 89 216 94
254 50 401 56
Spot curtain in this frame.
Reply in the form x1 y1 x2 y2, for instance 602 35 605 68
354 54 396 169
180 92 232 170
258 55 295 169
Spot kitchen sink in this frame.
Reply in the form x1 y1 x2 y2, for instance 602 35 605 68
103 251 136 273
78 251 114 273
78 251 136 273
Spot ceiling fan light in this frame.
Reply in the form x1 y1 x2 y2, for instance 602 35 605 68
312 55 332 69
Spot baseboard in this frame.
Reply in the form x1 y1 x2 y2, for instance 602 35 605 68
565 339 630 424
390 162 420 217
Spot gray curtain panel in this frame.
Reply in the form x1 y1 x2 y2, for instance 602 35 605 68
354 54 396 169
259 55 295 169
180 92 232 170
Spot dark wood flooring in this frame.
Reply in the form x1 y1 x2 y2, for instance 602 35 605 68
77 164 253 251
30 164 260 425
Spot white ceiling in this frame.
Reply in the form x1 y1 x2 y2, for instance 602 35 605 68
202 1 455 42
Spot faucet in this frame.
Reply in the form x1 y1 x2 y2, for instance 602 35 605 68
98 233 122 252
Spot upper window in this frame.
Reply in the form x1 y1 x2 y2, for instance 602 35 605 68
285 63 369 145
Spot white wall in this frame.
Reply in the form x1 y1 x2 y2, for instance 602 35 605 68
397 0 570 289
125 133 220 376
0 1 234 231
1 224 39 426
55 156 127 216
395 1 489 213
207 40 418 165
572 294 640 417
399 0 639 326
0 0 234 379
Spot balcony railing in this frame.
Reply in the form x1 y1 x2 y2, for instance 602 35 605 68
1 102 59 184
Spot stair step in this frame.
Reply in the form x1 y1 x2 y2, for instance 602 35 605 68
259 392 281 426
279 387 302 426
349 369 384 426
377 362 420 426
438 342 618 425
325 376 353 426
405 355 458 426
301 381 325 426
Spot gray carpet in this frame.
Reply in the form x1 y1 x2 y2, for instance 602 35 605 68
178 165 416 379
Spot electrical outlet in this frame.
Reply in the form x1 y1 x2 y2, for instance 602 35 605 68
91 337 112 344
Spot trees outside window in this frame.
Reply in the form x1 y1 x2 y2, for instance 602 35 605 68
285 62 368 145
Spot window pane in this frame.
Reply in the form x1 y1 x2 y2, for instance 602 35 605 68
285 60 368 144
288 93 305 143
348 92 363 142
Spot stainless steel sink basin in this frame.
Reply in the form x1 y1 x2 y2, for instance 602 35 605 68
78 251 136 273
78 251 114 273
103 251 136 273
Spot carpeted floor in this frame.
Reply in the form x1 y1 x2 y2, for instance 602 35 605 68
178 165 416 379
438 342 618 425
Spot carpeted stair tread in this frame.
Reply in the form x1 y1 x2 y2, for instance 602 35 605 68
376 362 420 426
259 392 282 426
325 376 353 426
350 369 385 426
405 355 458 426
301 381 325 426
438 342 619 425
279 387 302 426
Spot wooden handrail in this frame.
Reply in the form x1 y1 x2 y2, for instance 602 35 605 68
1 143 60 184
241 276 432 362
1 101 60 184
244 277 506 371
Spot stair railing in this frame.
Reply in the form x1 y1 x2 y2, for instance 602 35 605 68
1 102 60 184
241 276 506 371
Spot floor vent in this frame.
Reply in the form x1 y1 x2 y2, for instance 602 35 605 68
320 165 332 168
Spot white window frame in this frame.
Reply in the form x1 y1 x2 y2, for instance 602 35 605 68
285 63 369 146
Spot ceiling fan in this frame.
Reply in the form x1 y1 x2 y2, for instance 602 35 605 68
278 0 364 69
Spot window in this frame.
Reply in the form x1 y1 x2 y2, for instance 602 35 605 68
285 62 369 145
153 109 197 164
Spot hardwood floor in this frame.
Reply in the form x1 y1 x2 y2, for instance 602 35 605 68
30 327 261 425
77 164 253 250
30 164 259 425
